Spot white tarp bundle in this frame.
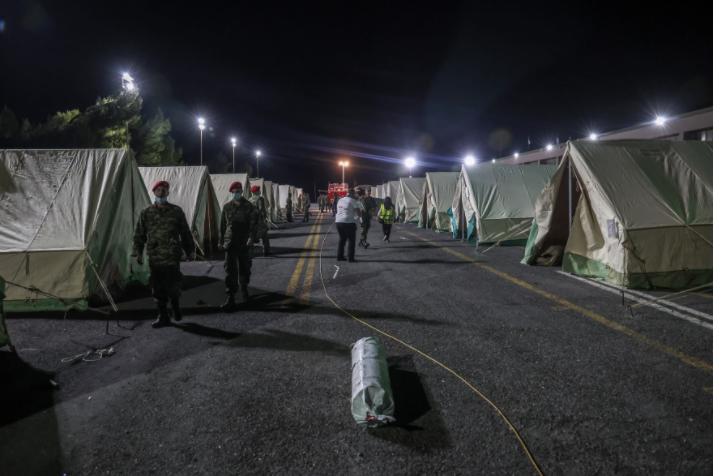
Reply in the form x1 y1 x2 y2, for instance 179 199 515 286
523 140 713 289
398 177 426 223
210 173 250 204
350 337 396 426
460 163 558 245
419 172 460 231
139 166 221 254
0 149 151 311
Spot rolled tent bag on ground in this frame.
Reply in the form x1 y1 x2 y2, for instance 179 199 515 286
351 337 396 426
522 140 713 290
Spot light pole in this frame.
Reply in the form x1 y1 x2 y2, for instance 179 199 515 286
405 157 416 177
255 150 261 177
231 138 237 173
339 161 349 186
198 118 205 165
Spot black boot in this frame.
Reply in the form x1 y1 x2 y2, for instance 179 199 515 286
358 239 365 248
241 285 250 301
152 303 170 328
221 294 237 312
263 247 270 257
171 298 182 321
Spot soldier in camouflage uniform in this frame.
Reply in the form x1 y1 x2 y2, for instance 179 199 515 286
301 193 311 222
357 187 377 248
285 195 294 222
219 181 259 312
318 194 324 213
132 181 194 328
249 185 271 257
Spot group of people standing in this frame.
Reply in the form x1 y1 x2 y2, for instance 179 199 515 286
132 180 271 328
132 180 396 329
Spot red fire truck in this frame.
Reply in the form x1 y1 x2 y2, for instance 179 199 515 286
323 183 349 199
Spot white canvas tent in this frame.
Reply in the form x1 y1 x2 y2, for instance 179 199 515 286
280 185 291 213
263 180 275 219
398 177 426 223
139 166 221 255
0 149 151 312
386 181 401 206
522 140 713 289
273 183 281 218
460 163 558 245
419 172 460 231
210 173 250 205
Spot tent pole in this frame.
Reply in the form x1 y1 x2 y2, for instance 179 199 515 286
568 160 573 234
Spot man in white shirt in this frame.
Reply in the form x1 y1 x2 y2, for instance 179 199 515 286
335 188 362 262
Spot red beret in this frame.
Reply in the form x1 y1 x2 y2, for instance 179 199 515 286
152 180 169 191
229 182 242 191
250 185 261 192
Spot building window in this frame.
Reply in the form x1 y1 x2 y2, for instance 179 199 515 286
684 128 713 141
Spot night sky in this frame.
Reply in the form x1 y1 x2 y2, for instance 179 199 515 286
0 0 712 195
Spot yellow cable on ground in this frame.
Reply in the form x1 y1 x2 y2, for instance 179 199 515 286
317 223 544 476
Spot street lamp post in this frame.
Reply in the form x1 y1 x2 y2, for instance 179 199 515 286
231 138 237 173
339 161 349 187
198 118 205 165
405 157 416 177
255 150 261 177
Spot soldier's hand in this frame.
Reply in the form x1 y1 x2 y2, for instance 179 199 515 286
135 255 143 265
218 244 224 251
246 238 254 247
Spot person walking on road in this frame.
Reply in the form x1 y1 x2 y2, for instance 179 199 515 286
302 193 311 222
319 194 325 213
335 188 362 262
218 182 259 311
132 181 194 328
332 193 339 215
285 195 294 222
378 196 395 242
357 187 377 249
249 185 271 257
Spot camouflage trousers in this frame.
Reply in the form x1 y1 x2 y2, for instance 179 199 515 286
360 213 372 240
148 263 183 305
224 245 252 294
257 231 270 251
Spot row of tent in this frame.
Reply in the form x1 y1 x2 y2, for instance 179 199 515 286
369 140 713 290
0 149 308 312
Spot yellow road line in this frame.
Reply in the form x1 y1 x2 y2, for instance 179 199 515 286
404 230 713 374
300 219 323 304
285 217 322 297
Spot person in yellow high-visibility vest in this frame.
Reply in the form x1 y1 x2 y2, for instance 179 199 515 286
378 196 395 242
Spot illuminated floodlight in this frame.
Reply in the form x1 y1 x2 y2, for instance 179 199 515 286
546 144 553 151
122 73 133 81
255 150 262 157
405 157 416 168
231 137 237 145
655 116 666 125
122 73 135 91
492 159 496 163
589 133 598 140
339 161 349 167
198 118 205 125
464 155 475 165
514 152 519 158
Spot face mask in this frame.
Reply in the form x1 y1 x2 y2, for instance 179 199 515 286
232 192 243 200
155 196 167 204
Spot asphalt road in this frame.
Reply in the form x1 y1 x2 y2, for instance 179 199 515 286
1 205 712 475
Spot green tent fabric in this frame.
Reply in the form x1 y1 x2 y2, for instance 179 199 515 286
0 149 151 312
419 172 460 231
522 140 713 289
460 162 558 245
398 177 426 223
140 166 222 255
